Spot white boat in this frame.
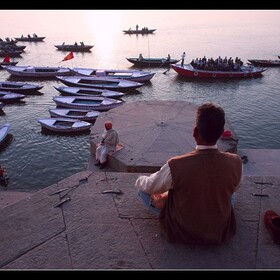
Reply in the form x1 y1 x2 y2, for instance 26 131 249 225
56 75 144 91
49 108 100 122
0 90 25 102
37 118 92 133
4 65 73 78
70 67 155 82
53 96 124 111
0 123 11 146
53 86 125 99
0 81 43 93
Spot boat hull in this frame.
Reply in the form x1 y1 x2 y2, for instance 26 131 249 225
248 59 280 67
0 123 11 146
49 108 100 122
126 57 179 67
54 45 93 52
0 81 43 93
171 64 266 79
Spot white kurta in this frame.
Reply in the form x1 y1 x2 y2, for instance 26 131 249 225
96 128 119 163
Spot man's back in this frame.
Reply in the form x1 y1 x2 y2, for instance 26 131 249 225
160 149 242 245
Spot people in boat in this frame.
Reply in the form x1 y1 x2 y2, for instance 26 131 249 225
95 121 119 170
80 41 84 46
74 42 78 46
181 52 186 66
62 42 65 46
33 33 38 38
28 34 31 38
136 24 139 31
138 53 144 61
166 54 171 61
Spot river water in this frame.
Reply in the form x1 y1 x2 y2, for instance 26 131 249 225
0 10 280 192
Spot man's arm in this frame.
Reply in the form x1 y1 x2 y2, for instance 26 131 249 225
135 163 173 194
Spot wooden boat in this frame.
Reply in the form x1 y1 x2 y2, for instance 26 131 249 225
0 54 18 69
247 59 280 67
53 96 124 111
171 63 266 79
37 118 91 133
14 35 45 42
4 65 73 78
123 28 156 34
0 81 43 93
49 108 100 122
56 76 144 91
0 91 25 102
70 67 155 82
54 43 93 52
0 50 23 58
126 57 180 67
0 123 11 146
53 86 125 99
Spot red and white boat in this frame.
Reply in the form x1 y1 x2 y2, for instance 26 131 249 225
171 63 266 79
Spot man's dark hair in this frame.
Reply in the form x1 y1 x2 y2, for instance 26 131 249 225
196 103 225 143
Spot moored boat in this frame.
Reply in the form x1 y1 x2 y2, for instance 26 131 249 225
53 86 125 99
0 50 23 58
171 63 266 79
4 65 73 78
0 90 25 102
247 59 280 67
49 108 100 122
53 96 124 111
70 67 155 82
37 118 92 133
0 81 43 93
126 56 180 67
56 76 144 91
0 123 11 146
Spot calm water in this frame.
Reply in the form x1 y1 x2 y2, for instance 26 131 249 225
0 10 280 192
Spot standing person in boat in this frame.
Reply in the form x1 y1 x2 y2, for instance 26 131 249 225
139 53 144 61
136 24 139 31
135 102 243 245
95 121 119 169
166 54 171 61
181 52 186 67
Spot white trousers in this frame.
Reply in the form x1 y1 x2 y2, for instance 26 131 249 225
95 145 115 164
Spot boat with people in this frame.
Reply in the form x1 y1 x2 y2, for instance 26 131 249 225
56 76 144 91
0 81 43 93
171 55 267 79
49 108 100 122
69 67 155 82
0 50 23 58
126 56 180 67
247 59 280 67
53 86 125 99
0 91 25 103
14 34 45 42
4 65 73 78
37 117 92 133
52 96 124 111
54 42 94 52
123 26 156 34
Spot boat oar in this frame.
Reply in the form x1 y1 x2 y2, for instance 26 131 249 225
159 59 167 68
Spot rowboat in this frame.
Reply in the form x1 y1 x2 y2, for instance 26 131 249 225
0 91 25 102
0 50 23 58
14 35 45 42
54 43 93 52
4 65 73 78
52 96 124 111
56 76 144 91
53 86 125 99
171 63 266 79
0 81 43 93
0 54 19 69
70 67 155 82
123 28 156 34
247 59 280 67
126 57 180 67
37 118 91 133
49 108 100 122
0 123 11 146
